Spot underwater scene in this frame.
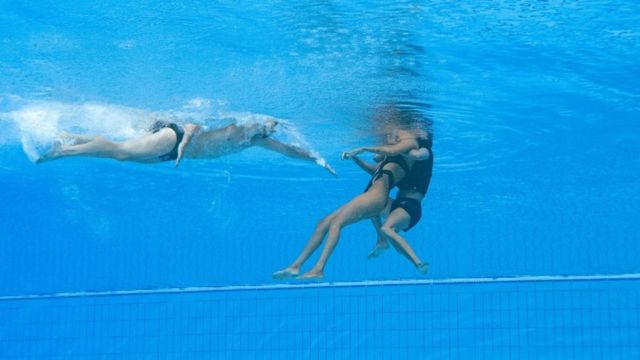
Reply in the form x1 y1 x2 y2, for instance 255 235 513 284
0 1 638 358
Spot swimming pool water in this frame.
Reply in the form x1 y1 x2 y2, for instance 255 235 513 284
1 0 639 358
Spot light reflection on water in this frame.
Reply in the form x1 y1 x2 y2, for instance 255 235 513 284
0 0 638 172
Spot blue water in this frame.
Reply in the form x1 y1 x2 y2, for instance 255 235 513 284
1 0 639 358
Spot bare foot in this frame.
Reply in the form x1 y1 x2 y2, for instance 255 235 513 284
367 242 390 259
416 262 429 275
297 269 323 280
272 267 299 279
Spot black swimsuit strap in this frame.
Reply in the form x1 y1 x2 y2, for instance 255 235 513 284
379 169 395 189
364 167 396 193
157 123 184 161
167 123 184 145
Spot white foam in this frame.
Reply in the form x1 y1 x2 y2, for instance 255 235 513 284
1 100 153 161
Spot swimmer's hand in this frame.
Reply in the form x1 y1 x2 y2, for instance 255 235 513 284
175 144 186 168
174 124 200 168
341 147 364 160
315 158 338 178
324 163 338 178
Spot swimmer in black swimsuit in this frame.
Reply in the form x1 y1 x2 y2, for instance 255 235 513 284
149 121 185 162
36 118 337 176
273 127 423 280
365 136 433 274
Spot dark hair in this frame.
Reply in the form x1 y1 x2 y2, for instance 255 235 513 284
372 103 433 145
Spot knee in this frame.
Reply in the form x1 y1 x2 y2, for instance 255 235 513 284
95 138 129 160
316 217 331 230
380 225 397 237
110 143 132 161
114 148 135 161
328 222 343 234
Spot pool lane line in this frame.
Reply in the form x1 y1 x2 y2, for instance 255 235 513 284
1 273 639 302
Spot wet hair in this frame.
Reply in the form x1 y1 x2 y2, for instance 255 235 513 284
372 103 433 146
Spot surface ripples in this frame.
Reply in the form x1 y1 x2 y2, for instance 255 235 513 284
0 0 638 173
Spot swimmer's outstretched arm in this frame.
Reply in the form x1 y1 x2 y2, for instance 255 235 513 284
343 138 419 158
342 146 428 174
174 124 201 167
252 137 338 177
341 152 378 175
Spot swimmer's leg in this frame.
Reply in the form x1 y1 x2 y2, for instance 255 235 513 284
367 200 393 259
273 205 344 279
37 136 121 163
380 208 428 274
38 129 176 163
298 192 387 279
59 131 99 145
367 216 390 259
